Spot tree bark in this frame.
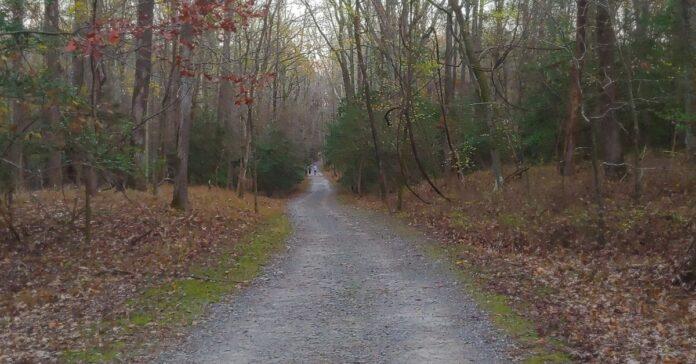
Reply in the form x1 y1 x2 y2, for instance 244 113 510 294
354 0 388 201
9 0 27 192
171 21 195 210
237 112 249 197
153 36 179 194
218 27 238 190
449 0 504 190
596 0 624 179
562 0 589 176
442 12 456 175
69 0 88 187
45 0 63 188
676 0 695 160
71 0 87 94
131 0 155 190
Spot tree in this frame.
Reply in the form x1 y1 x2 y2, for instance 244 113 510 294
353 0 388 201
561 0 589 176
596 0 624 179
131 0 155 190
256 127 304 195
44 0 63 188
675 0 695 160
8 0 28 194
449 0 504 190
302 0 356 104
171 20 195 210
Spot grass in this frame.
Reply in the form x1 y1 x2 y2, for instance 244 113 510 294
449 210 473 229
497 212 526 229
424 243 572 363
61 212 292 363
62 342 125 363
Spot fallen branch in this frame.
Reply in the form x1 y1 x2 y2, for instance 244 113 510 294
504 166 530 183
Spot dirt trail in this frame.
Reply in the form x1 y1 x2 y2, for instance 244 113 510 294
158 174 511 363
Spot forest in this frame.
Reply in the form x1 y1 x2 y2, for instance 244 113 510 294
1 0 694 362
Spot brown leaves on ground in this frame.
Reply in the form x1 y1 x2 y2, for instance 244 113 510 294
348 156 695 362
0 186 282 362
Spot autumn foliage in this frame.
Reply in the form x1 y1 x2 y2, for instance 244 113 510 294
0 186 283 361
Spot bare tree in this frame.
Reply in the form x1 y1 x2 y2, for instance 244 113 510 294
44 0 63 188
561 0 589 176
9 0 28 193
449 0 504 190
171 20 195 210
353 0 388 201
131 0 155 190
596 0 624 179
676 0 695 160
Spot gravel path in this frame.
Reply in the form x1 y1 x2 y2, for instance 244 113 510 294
157 174 511 363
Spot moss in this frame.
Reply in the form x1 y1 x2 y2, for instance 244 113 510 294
498 212 526 229
449 210 473 230
483 294 537 339
533 284 558 298
424 243 571 363
565 206 593 229
61 213 291 362
667 210 689 225
524 351 572 364
62 342 124 364
128 312 153 327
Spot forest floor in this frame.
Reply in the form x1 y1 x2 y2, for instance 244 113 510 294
0 185 289 363
339 155 695 362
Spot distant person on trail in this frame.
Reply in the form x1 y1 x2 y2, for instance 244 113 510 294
312 165 318 175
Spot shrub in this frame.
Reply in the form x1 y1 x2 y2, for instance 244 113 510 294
255 127 304 195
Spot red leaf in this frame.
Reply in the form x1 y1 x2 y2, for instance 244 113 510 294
65 40 78 52
180 69 195 77
108 29 120 45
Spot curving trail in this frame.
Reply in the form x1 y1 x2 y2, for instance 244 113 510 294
158 174 511 363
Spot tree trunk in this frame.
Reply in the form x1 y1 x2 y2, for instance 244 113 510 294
45 0 63 188
218 28 238 191
676 0 695 160
449 0 504 190
171 22 195 210
354 0 388 201
69 0 88 187
357 157 364 196
435 16 465 184
589 105 607 246
218 32 233 126
9 0 28 192
596 0 624 179
338 55 356 104
562 0 589 176
71 0 86 94
131 0 155 190
153 37 179 194
624 63 643 202
237 112 249 197
442 12 455 176
632 0 649 35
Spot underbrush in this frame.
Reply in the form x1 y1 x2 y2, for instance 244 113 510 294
345 155 695 362
0 186 286 362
